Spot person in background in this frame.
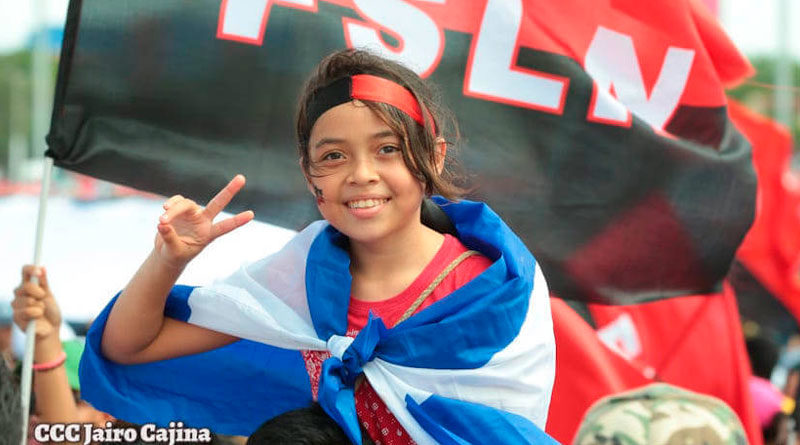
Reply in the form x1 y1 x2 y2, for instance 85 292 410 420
573 383 748 445
770 333 800 439
747 335 780 381
1 301 14 369
746 332 796 444
11 264 255 445
247 403 373 445
12 265 112 445
0 359 23 445
749 375 794 445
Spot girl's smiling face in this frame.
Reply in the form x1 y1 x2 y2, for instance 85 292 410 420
306 100 427 245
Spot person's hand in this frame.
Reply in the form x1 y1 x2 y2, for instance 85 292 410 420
154 174 255 269
12 265 61 340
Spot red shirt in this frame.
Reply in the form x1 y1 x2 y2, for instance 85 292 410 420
346 234 492 331
302 234 492 444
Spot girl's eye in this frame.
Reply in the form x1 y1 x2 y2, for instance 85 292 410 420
321 152 344 161
379 145 400 154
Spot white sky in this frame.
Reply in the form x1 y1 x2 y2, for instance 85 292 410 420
0 0 797 60
0 0 69 53
719 0 800 60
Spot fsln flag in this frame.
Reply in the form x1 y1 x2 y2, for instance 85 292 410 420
546 102 796 445
47 0 755 303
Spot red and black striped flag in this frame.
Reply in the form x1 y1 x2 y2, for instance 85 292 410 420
46 0 755 303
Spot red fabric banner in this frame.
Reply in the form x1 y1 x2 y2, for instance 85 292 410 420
547 284 761 444
546 299 649 442
730 100 800 322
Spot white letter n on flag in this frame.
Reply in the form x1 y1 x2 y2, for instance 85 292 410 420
585 26 695 130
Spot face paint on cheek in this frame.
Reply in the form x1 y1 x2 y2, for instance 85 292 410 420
312 184 325 205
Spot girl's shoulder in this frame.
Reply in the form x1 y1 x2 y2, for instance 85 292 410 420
441 234 494 288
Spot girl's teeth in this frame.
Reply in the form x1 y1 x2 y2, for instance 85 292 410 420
349 199 386 209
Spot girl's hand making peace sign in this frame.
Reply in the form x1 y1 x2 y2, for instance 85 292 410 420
154 175 254 268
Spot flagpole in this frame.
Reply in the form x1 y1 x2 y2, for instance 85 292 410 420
20 157 54 445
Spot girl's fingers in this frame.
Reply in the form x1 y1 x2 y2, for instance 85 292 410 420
12 313 27 329
21 264 38 283
21 297 42 309
21 282 47 300
204 175 246 219
18 306 45 321
157 223 180 247
159 198 199 225
14 283 40 300
11 297 44 315
21 265 49 291
163 195 184 210
37 266 50 291
211 210 254 240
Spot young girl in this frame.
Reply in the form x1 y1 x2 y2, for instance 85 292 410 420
80 49 556 444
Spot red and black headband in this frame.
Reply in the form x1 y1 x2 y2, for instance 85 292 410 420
304 74 435 142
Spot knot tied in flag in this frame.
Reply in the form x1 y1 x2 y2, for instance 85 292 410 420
319 314 391 444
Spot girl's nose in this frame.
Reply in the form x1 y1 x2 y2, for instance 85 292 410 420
347 157 380 184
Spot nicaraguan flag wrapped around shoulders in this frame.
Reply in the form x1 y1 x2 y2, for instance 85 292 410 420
80 198 556 444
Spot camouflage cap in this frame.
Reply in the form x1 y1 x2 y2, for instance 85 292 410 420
573 383 748 445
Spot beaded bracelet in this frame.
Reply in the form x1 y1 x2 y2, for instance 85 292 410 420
32 350 67 372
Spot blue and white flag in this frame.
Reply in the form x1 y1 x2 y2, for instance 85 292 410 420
80 198 556 444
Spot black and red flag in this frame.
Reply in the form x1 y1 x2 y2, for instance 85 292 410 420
546 103 800 444
728 100 800 329
47 0 755 303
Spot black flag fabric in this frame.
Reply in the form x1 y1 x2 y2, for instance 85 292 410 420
47 0 756 303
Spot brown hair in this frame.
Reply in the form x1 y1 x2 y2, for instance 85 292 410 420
296 49 466 200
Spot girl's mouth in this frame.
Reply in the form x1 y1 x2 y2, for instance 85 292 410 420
346 198 389 209
345 198 390 218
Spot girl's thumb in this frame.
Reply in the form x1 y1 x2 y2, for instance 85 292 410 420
158 223 178 246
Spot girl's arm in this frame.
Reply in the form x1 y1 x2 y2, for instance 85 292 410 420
100 250 239 364
101 175 254 364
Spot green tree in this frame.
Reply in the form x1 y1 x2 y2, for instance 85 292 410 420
0 50 33 177
728 55 800 148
